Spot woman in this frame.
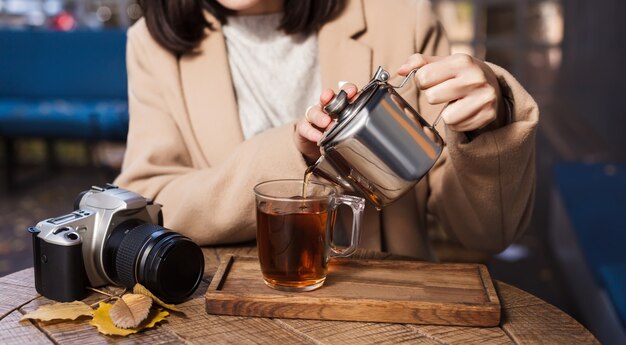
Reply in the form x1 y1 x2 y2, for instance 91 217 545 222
115 0 538 259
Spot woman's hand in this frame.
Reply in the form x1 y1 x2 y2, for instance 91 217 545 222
294 84 358 163
398 53 504 133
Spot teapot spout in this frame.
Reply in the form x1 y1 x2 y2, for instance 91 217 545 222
310 157 353 192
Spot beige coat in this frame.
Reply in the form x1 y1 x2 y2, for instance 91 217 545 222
115 0 539 259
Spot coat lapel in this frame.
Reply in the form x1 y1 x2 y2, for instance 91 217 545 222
179 14 243 165
318 0 371 90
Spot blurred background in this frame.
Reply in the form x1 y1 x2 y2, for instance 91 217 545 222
0 0 624 343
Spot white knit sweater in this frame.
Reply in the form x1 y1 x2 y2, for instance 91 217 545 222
222 13 321 139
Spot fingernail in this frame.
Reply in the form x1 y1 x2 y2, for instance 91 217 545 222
337 80 348 89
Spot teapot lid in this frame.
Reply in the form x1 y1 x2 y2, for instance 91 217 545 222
318 67 392 146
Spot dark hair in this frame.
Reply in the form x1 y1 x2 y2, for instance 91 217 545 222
138 0 346 55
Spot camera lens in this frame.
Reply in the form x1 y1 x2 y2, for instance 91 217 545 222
104 223 204 304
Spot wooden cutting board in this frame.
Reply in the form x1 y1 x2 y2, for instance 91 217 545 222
205 255 501 326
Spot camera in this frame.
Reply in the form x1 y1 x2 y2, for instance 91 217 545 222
28 184 204 304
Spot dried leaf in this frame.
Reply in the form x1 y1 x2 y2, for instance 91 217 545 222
90 302 169 336
109 294 152 328
21 301 93 322
133 283 180 311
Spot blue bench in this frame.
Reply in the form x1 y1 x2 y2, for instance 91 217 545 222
552 163 626 342
0 29 128 188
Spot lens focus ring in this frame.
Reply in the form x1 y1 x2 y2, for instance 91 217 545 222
115 223 166 289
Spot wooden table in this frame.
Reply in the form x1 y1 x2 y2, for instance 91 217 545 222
0 244 599 344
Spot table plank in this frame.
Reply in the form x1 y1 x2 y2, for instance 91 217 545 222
275 318 434 344
214 242 258 259
0 270 39 320
203 246 221 276
0 310 53 345
496 282 600 344
274 320 515 345
1 268 35 287
406 325 513 344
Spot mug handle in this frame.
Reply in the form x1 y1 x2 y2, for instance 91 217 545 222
329 195 365 257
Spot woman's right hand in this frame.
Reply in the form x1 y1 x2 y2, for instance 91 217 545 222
294 84 358 163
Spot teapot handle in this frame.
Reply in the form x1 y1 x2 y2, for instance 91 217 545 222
387 68 418 89
388 67 445 129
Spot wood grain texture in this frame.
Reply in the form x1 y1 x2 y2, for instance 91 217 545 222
278 318 514 345
275 318 435 344
214 242 258 259
0 310 53 345
496 282 600 345
406 325 513 344
0 269 39 319
206 255 501 326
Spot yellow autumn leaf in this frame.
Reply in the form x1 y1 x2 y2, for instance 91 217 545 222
133 283 180 311
90 302 169 337
21 301 93 322
109 294 152 329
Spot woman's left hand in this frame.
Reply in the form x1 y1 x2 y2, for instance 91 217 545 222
294 84 358 163
397 53 503 133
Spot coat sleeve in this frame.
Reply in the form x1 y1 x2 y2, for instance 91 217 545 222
414 0 539 253
114 26 308 245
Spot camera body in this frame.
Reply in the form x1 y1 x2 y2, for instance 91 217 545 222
30 184 204 303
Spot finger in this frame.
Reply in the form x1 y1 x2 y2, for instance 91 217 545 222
306 105 332 129
439 96 484 128
448 105 497 132
339 82 358 101
439 91 496 131
320 83 359 105
421 77 474 105
296 119 323 143
320 88 335 105
397 53 445 75
417 54 482 89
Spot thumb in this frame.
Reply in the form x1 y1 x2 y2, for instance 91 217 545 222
397 54 446 75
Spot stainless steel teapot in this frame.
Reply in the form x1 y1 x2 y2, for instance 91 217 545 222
310 66 445 209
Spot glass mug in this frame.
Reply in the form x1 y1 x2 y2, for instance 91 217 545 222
254 179 365 291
